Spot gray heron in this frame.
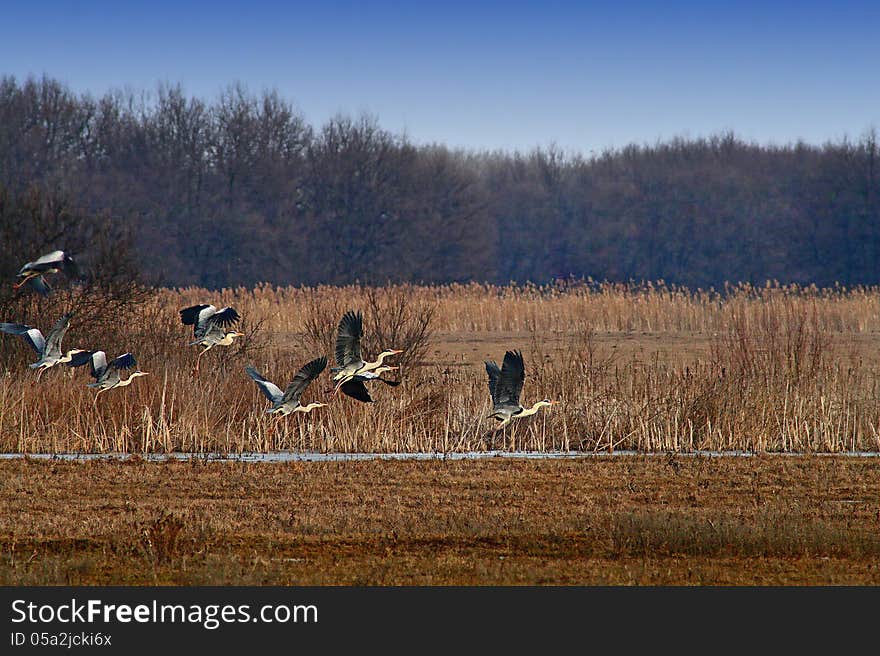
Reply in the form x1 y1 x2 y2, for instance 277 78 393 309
179 304 245 374
338 364 401 403
331 310 402 393
14 250 80 296
0 312 86 379
485 350 557 430
246 356 328 415
68 350 149 404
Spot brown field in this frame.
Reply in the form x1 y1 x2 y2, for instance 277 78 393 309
4 280 880 454
2 455 880 585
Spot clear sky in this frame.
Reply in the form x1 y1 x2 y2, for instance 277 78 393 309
2 0 878 154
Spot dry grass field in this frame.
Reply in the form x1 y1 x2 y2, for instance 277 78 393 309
1 455 879 585
3 280 880 454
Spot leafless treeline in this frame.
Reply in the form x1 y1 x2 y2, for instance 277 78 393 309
1 74 879 289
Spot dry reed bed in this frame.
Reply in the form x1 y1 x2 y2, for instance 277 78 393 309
3 281 880 453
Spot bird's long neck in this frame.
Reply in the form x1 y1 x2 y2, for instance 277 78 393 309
363 352 393 371
518 402 547 418
117 372 146 387
58 350 79 363
294 403 324 414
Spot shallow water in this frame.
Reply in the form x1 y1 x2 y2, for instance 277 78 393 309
1 450 879 462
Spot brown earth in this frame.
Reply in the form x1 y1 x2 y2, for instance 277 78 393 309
2 455 880 585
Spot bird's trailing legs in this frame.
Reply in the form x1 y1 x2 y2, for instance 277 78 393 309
192 346 211 377
12 274 36 290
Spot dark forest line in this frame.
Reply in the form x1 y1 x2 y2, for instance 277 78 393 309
1 74 878 289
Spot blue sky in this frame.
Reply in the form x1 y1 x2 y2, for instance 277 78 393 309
2 0 878 153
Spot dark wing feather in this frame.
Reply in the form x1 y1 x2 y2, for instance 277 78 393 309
485 360 501 402
208 307 241 328
67 350 94 368
496 350 525 407
280 356 327 405
108 352 137 372
340 379 373 403
43 313 73 357
335 310 363 367
180 304 211 326
376 378 401 386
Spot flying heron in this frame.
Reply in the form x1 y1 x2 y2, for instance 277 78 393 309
246 356 328 415
14 250 81 296
337 364 401 403
484 350 557 431
68 350 149 404
331 310 402 393
179 304 245 374
0 312 86 379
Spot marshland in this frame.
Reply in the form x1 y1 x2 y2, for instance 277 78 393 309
3 280 880 455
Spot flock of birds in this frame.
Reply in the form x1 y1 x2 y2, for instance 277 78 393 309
3 250 559 431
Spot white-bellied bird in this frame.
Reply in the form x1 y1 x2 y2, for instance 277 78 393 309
179 304 244 374
14 250 80 296
246 356 328 415
485 350 557 430
68 350 149 404
0 312 86 379
331 310 402 394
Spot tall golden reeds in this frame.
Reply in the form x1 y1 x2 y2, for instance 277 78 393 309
2 280 880 454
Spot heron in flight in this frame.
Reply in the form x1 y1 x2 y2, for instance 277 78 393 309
0 312 86 379
179 304 245 374
14 250 80 296
246 356 329 415
485 350 557 430
68 350 150 404
331 310 402 393
338 364 401 403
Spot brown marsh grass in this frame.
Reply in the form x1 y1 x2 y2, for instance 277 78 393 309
3 280 880 453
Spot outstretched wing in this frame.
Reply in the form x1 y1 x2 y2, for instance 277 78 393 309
281 356 328 405
245 366 284 404
199 306 240 340
340 379 373 403
18 250 66 275
335 310 363 367
485 360 501 402
180 304 213 327
67 349 95 369
207 306 240 328
43 313 73 358
0 323 45 354
108 352 137 372
496 350 525 407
